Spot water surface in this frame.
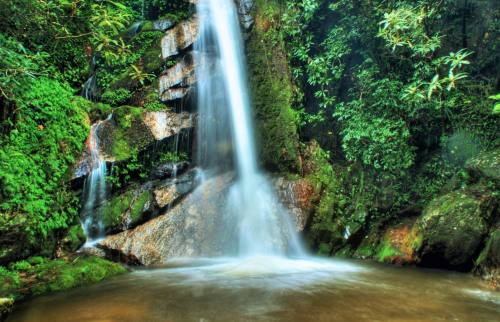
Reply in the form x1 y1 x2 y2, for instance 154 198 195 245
8 257 499 322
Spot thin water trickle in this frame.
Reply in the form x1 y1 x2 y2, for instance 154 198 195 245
195 0 303 257
81 115 111 244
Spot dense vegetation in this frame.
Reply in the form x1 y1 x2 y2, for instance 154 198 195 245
273 0 499 252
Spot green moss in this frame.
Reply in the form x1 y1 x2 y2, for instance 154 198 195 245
140 21 155 32
247 2 300 173
110 129 132 161
354 245 376 259
376 243 401 263
101 190 135 231
62 225 86 252
130 191 151 224
0 267 21 299
475 230 500 267
101 88 132 107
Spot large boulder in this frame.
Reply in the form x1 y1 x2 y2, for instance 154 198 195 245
98 173 236 265
414 184 497 270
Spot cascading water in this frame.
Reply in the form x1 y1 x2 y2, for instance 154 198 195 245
195 0 303 257
81 116 110 244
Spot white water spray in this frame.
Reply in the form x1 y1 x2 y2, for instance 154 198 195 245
195 0 303 257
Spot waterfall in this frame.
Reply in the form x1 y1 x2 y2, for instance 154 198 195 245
195 0 303 257
82 55 98 101
81 116 110 244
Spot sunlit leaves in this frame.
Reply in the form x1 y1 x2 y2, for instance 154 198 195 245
378 6 441 56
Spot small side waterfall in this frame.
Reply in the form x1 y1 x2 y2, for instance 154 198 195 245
195 0 303 257
82 56 98 101
81 116 110 244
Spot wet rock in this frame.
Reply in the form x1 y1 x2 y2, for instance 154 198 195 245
158 54 196 102
98 173 236 265
375 220 420 265
238 0 254 30
72 107 194 179
415 184 498 270
273 177 315 231
474 229 500 290
161 17 199 59
95 188 154 235
93 170 199 234
151 161 190 179
142 110 193 140
466 149 500 183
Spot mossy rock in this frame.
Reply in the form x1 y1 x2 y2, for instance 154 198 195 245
62 225 86 253
99 106 155 161
246 3 300 173
28 256 127 296
415 184 497 270
474 229 500 288
466 149 500 183
375 222 421 265
1 256 126 302
98 188 153 234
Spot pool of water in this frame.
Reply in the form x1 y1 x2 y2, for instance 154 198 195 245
8 257 500 322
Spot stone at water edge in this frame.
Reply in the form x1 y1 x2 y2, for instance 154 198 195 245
474 229 500 290
97 173 236 265
272 177 316 232
414 184 497 270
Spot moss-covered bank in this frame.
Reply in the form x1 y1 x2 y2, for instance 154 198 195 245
0 255 127 306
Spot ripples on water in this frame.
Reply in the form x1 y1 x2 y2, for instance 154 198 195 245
8 257 500 322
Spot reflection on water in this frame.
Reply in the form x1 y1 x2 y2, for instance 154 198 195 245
8 257 500 322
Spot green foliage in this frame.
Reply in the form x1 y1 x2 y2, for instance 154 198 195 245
101 88 132 106
0 78 89 251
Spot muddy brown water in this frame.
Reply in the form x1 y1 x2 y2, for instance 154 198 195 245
7 257 500 322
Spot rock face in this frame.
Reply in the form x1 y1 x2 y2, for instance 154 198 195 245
73 107 194 179
158 54 196 102
238 0 254 30
142 110 193 140
273 177 315 231
475 229 500 289
92 169 199 235
98 173 236 265
414 185 497 270
161 18 199 59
